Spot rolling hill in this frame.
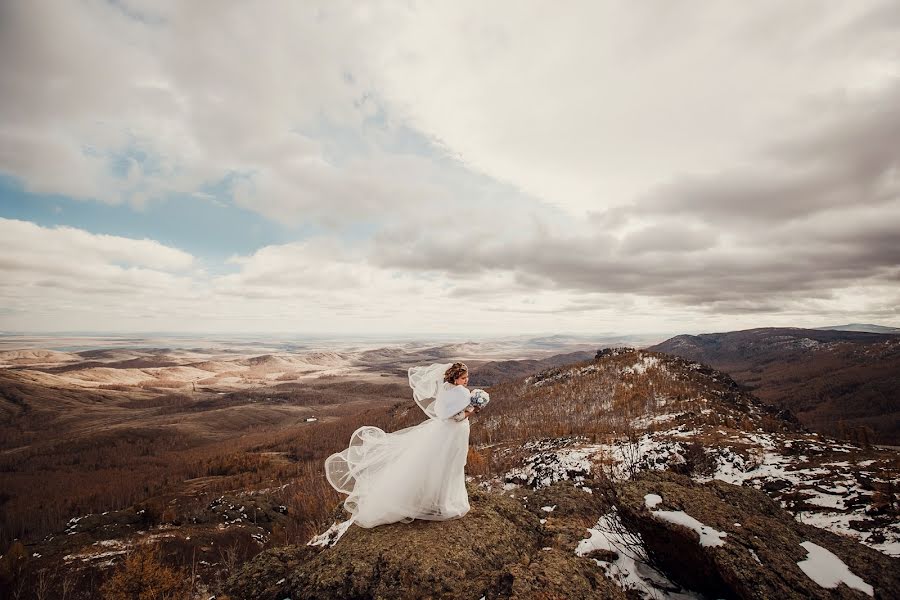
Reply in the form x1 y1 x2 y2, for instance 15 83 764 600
650 327 900 444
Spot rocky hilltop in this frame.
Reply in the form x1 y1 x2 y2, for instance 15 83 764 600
229 473 898 599
225 349 899 599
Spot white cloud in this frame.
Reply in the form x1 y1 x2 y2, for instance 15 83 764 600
0 1 394 212
371 1 899 213
1 2 898 333
4 217 894 335
0 220 647 334
0 218 194 272
0 219 207 330
5 1 894 219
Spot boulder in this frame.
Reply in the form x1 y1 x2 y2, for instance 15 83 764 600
616 471 899 599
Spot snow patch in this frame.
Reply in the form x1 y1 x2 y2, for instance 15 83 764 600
505 440 594 488
623 356 661 375
577 513 705 599
797 541 873 596
308 519 353 548
650 510 727 547
644 494 662 509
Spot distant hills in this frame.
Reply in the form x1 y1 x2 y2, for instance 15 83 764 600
650 327 900 444
469 350 595 386
815 323 900 334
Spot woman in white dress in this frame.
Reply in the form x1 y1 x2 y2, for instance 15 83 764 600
324 362 474 528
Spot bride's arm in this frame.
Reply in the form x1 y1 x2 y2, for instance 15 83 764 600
455 406 475 420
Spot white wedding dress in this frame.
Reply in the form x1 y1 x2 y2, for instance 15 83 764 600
325 363 472 528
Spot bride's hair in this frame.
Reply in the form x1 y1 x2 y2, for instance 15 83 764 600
443 362 468 384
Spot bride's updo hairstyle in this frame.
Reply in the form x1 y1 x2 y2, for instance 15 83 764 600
443 362 468 384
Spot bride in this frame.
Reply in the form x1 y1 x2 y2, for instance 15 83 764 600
324 362 474 528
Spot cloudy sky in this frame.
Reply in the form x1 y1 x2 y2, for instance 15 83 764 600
1 1 898 337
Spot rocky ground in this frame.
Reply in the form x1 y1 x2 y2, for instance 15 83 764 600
225 351 899 599
228 472 898 599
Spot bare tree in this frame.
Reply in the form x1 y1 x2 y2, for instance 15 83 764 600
60 570 76 600
33 567 53 600
217 542 241 578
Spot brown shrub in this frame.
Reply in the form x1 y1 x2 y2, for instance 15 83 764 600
0 540 27 592
100 543 190 600
466 448 489 476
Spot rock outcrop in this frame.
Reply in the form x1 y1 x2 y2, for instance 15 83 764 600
616 471 899 599
227 483 627 600
228 473 900 599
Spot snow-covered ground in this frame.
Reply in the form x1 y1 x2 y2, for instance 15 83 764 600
495 426 899 557
477 424 897 599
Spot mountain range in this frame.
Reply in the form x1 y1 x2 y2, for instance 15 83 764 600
815 324 900 334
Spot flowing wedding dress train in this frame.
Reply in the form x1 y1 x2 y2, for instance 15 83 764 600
324 363 472 528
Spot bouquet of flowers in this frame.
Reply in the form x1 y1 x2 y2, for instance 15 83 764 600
451 389 490 421
469 388 490 410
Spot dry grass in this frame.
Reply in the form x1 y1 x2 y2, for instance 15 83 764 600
0 370 407 554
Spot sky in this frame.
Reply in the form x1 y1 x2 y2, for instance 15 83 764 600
1 1 898 337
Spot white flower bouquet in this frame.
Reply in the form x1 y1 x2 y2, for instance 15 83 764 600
450 389 490 421
469 388 490 410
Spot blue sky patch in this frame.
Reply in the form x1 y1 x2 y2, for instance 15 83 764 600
0 174 310 269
